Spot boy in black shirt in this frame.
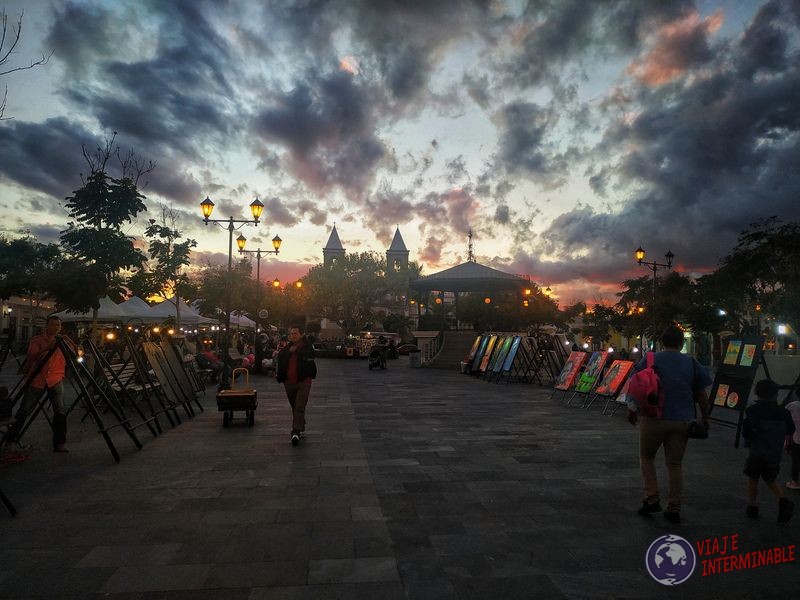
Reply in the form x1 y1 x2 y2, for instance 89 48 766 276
743 379 796 522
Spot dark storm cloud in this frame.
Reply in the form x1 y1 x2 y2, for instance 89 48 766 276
361 184 415 243
504 2 800 292
253 70 385 195
145 168 203 208
502 0 694 88
494 101 566 184
52 0 238 165
296 200 328 227
45 2 132 77
737 0 788 77
261 196 299 228
0 118 93 199
347 0 492 108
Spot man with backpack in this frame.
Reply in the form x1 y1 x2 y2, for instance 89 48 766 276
628 324 712 524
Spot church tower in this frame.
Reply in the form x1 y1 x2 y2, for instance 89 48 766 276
323 224 346 267
386 227 409 273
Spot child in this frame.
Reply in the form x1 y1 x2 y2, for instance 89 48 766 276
742 379 796 522
785 393 800 490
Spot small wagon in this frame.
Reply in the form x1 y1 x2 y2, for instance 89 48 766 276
216 368 257 427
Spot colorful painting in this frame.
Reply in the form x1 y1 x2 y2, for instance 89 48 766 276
554 351 587 391
502 336 522 373
479 335 498 372
575 351 610 393
713 383 730 406
594 360 635 396
723 340 742 365
491 336 514 373
739 344 757 367
467 336 482 361
470 335 489 372
486 336 507 372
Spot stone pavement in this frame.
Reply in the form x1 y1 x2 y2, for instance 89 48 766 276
0 357 797 599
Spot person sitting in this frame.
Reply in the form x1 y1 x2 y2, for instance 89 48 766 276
197 349 223 383
376 335 388 370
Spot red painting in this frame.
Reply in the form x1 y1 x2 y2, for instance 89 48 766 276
554 351 587 390
594 360 635 396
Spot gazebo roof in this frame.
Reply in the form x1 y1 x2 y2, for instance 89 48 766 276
409 261 530 293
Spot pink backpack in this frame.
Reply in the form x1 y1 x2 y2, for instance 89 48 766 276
628 352 663 418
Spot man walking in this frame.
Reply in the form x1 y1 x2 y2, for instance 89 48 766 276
276 325 317 446
3 315 75 453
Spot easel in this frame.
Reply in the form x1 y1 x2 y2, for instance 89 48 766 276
708 336 765 448
11 338 142 463
504 340 539 384
80 338 161 437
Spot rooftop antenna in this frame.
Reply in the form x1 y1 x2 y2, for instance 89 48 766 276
467 228 475 262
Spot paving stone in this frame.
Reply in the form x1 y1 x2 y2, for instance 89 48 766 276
307 557 399 584
3 358 799 599
76 543 182 567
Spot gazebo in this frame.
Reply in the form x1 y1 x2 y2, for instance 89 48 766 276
409 261 531 295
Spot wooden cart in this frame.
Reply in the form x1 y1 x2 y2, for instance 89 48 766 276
216 368 257 427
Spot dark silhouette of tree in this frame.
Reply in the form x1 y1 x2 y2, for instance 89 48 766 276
57 134 152 331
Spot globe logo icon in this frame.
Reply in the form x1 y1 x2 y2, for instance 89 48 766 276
645 534 696 586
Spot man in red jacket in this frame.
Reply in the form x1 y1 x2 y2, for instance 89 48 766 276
276 325 317 446
3 315 75 453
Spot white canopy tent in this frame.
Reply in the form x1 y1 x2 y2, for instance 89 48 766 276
53 296 131 323
229 311 257 330
144 297 218 326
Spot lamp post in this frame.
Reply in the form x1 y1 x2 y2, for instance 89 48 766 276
634 246 674 334
239 235 282 332
272 278 303 331
200 196 264 382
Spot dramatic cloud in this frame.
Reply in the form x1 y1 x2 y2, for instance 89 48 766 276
0 118 94 198
2 1 798 304
253 70 386 195
628 9 723 86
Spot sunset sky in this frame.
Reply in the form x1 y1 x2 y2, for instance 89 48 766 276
1 0 798 305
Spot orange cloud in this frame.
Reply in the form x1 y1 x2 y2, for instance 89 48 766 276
339 55 359 75
628 9 724 86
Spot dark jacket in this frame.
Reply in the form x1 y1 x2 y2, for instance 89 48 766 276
276 338 317 383
742 399 795 462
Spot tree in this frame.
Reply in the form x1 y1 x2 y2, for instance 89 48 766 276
58 134 152 331
304 252 387 334
0 9 53 119
0 235 61 327
581 304 620 348
709 218 800 334
128 205 197 326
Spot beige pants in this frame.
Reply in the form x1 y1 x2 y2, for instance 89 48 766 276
284 381 311 434
639 417 689 512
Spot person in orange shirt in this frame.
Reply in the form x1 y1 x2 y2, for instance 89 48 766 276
4 315 75 453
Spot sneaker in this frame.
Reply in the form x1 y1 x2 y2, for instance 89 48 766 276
637 500 662 516
778 498 794 523
664 511 681 524
291 433 299 446
746 505 759 519
53 444 70 453
786 481 800 490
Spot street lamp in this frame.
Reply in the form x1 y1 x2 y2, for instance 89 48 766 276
272 279 303 331
634 245 674 310
239 234 282 332
199 196 264 383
